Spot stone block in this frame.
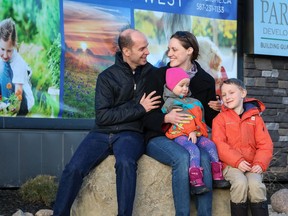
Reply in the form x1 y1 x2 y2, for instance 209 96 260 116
268 130 279 142
279 136 288 142
266 123 279 131
255 77 267 87
255 58 272 70
279 129 288 136
270 151 287 167
273 89 286 96
279 71 288 80
244 78 256 86
280 123 288 129
262 70 273 77
279 81 288 89
271 59 286 70
263 109 278 116
244 69 260 76
271 69 279 78
263 96 283 104
272 141 288 148
275 113 288 122
247 88 272 96
266 77 278 84
283 97 288 105
71 155 231 216
262 69 279 78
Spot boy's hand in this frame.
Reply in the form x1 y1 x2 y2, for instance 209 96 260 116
238 160 251 172
250 165 263 174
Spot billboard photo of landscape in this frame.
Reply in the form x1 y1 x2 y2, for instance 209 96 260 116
62 0 130 118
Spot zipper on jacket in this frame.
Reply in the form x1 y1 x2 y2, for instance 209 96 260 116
132 70 136 90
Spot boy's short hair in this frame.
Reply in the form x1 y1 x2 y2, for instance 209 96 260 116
221 78 246 90
0 18 17 46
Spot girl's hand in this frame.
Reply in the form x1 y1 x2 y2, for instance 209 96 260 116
238 160 251 172
188 131 197 144
250 165 263 174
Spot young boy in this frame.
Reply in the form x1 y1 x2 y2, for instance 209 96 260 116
0 18 34 116
162 67 228 195
212 78 273 216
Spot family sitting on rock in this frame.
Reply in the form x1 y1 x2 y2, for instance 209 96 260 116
52 29 273 216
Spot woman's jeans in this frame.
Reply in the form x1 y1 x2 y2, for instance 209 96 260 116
146 136 212 216
53 131 145 216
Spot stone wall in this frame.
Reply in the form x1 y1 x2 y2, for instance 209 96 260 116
71 155 231 216
243 55 288 181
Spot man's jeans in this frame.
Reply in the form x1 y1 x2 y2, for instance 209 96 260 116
146 136 212 216
53 131 145 216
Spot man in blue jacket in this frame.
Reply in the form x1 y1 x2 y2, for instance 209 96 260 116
53 29 160 216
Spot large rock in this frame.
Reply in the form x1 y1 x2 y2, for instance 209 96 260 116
71 155 230 216
271 188 288 214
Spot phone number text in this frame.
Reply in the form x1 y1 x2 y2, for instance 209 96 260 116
196 3 225 13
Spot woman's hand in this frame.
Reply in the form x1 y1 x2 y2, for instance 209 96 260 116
164 108 191 127
208 96 221 111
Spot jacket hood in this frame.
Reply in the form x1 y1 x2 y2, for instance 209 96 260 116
244 98 265 112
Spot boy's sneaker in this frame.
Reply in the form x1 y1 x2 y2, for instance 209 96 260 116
213 179 231 188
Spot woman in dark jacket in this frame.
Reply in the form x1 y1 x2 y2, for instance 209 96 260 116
143 31 224 216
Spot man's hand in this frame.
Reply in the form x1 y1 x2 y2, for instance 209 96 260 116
208 96 221 111
140 91 161 112
164 108 192 126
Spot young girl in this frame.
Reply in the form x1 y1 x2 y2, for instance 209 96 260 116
212 78 273 216
0 17 34 116
162 67 228 195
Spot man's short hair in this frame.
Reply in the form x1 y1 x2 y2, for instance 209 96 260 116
118 29 137 52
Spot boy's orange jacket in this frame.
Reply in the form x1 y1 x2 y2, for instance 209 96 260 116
212 98 273 172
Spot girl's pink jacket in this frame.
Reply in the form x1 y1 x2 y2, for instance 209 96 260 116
212 98 273 172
